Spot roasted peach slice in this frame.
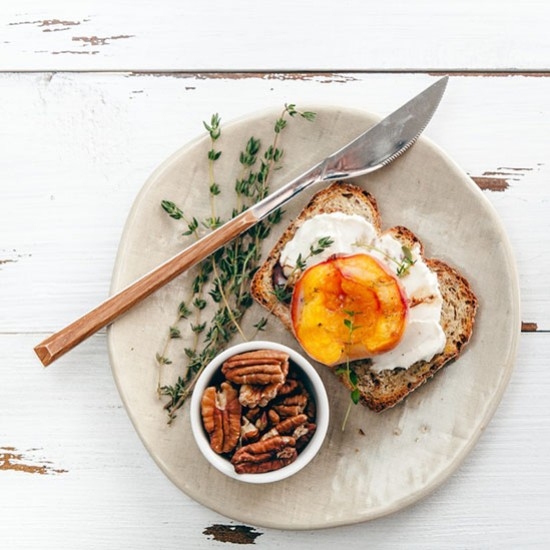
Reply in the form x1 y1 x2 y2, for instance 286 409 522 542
290 254 408 366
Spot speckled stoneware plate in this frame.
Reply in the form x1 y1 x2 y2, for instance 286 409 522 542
108 105 520 529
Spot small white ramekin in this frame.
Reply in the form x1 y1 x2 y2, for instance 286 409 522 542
190 340 329 484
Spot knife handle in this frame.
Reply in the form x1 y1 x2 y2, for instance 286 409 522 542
34 209 259 367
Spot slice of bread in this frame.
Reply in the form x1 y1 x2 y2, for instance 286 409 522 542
251 181 478 412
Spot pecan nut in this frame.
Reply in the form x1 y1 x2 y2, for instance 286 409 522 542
267 408 280 425
272 393 308 418
221 350 289 386
239 382 281 408
274 413 308 435
276 378 300 397
231 435 297 474
240 416 260 445
294 422 317 452
200 381 242 454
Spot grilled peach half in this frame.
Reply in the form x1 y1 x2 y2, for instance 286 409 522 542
290 254 408 366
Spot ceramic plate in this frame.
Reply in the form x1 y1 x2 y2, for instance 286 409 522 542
108 105 520 529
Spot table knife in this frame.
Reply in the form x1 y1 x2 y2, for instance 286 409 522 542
34 76 448 366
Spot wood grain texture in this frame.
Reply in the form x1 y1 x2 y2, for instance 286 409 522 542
2 1 550 71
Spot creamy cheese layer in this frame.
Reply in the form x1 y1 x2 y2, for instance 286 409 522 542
279 212 446 372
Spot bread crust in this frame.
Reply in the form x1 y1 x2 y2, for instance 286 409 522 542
251 181 478 412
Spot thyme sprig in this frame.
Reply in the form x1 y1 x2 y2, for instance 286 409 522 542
354 241 417 278
335 310 362 431
296 236 335 271
156 105 316 423
396 245 416 277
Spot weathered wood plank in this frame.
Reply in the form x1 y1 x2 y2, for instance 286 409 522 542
1 1 550 71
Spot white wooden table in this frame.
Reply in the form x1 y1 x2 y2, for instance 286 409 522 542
2 2 549 548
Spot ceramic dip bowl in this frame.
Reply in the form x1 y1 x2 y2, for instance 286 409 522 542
190 340 329 484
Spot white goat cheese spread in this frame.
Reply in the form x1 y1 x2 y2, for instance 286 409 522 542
279 212 446 372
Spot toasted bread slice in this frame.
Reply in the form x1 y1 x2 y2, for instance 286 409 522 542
251 181 478 412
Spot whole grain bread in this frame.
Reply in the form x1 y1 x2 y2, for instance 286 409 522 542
251 181 478 412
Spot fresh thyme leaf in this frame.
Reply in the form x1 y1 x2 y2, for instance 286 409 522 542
238 293 253 308
310 236 334 255
169 326 181 339
161 200 184 220
294 253 305 271
285 103 297 114
267 208 283 224
203 216 223 229
155 352 172 365
184 347 196 359
191 322 206 333
263 145 282 162
208 281 223 303
253 317 268 331
192 266 211 293
239 137 261 167
297 235 333 271
178 302 192 319
182 217 199 236
193 297 207 310
272 285 293 304
203 113 221 140
274 118 287 133
396 245 416 277
208 149 222 161
248 220 272 241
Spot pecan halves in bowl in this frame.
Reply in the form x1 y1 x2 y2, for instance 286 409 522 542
231 435 298 474
191 342 329 482
200 381 242 454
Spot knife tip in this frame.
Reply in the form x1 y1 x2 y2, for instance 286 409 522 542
434 74 449 89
